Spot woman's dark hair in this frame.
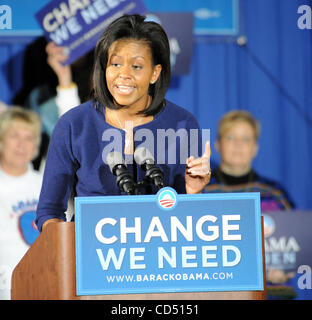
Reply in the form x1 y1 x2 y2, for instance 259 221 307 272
92 14 171 116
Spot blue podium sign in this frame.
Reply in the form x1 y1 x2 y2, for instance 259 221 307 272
75 188 263 296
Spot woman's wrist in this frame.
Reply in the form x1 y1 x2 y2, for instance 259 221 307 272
57 68 73 88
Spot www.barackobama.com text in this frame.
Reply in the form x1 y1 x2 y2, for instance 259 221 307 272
106 271 234 283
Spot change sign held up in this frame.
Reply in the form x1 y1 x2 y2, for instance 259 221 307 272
36 0 146 65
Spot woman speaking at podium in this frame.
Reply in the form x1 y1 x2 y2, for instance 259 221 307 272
35 14 211 232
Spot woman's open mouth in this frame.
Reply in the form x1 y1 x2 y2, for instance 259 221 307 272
115 85 135 95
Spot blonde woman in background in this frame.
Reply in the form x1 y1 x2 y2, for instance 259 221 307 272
0 107 43 300
204 110 294 211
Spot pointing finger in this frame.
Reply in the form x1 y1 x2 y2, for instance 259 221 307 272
203 140 211 158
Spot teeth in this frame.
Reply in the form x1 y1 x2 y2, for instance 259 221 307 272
117 85 134 93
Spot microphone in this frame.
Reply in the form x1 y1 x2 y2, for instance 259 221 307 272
106 151 136 195
134 147 164 190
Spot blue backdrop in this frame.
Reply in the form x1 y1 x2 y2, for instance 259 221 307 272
0 0 311 209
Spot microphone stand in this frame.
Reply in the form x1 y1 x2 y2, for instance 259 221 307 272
132 178 164 195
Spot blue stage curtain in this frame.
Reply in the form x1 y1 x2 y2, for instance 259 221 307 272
0 0 311 209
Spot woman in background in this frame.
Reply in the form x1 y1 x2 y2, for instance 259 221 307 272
0 107 43 299
204 110 294 211
13 37 94 171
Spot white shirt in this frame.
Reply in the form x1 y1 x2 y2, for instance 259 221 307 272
55 84 81 117
0 165 43 300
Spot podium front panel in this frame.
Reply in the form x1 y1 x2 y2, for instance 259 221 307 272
75 189 263 296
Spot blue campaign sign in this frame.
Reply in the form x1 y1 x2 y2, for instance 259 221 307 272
145 12 193 75
0 0 49 36
263 210 312 272
143 0 240 36
75 188 263 296
0 0 239 37
35 0 146 65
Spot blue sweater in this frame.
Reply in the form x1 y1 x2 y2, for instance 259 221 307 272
36 100 202 231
